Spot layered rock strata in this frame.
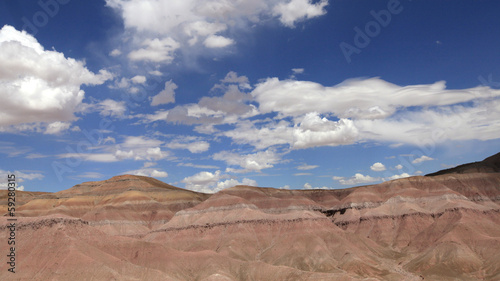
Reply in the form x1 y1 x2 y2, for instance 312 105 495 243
1 154 499 280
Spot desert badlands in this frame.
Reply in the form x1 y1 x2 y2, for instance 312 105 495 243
1 153 500 280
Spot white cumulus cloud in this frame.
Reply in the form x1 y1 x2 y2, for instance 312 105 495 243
128 37 180 63
203 35 234 48
124 168 168 178
297 164 319 170
0 25 111 132
387 173 411 180
165 137 210 153
333 173 380 186
182 169 256 193
303 182 329 190
106 0 329 65
370 162 386 172
213 149 281 172
412 155 434 164
131 75 146 84
292 113 358 149
151 80 177 106
273 0 328 27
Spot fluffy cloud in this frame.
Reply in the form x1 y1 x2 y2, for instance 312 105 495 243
216 178 257 190
178 163 219 169
128 37 180 63
203 35 234 48
303 182 329 190
242 77 500 148
106 0 329 65
138 74 500 157
272 0 328 27
357 98 500 145
57 153 119 163
370 162 386 172
412 155 434 164
217 71 251 90
110 49 121 56
141 72 257 126
333 173 380 186
164 104 226 125
296 164 319 170
199 86 256 117
131 75 146 84
395 164 403 170
222 119 294 149
183 170 222 186
0 25 111 132
292 113 358 149
44 122 72 135
185 21 228 46
252 77 500 119
137 110 169 123
124 168 168 178
98 99 127 117
213 149 281 172
223 113 358 150
80 99 126 118
387 173 411 180
149 70 163 76
106 0 327 34
143 162 157 168
25 153 48 159
290 68 305 79
182 169 256 193
151 80 177 106
106 0 199 34
57 135 170 163
165 136 210 153
108 76 144 94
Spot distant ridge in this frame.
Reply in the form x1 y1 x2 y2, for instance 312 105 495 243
426 152 500 176
56 174 196 196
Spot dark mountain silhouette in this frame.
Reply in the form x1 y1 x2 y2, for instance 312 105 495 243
426 152 500 176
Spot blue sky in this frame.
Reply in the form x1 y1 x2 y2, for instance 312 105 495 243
1 0 500 193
